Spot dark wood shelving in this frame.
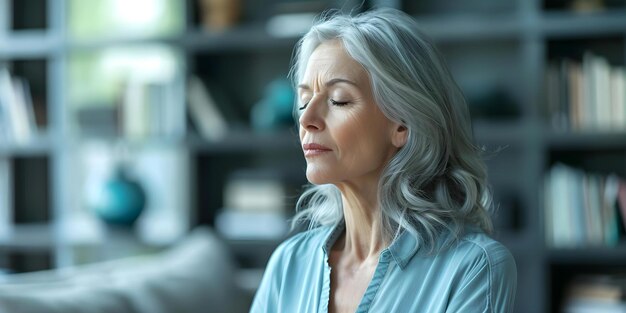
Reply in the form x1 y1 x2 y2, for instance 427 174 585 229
0 32 60 58
185 25 300 52
0 137 54 157
0 224 56 252
416 15 524 42
1 1 625 312
548 246 626 265
189 129 301 154
541 10 626 38
65 34 182 52
547 131 626 150
473 120 530 144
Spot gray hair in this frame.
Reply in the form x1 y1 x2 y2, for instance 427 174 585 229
289 8 493 252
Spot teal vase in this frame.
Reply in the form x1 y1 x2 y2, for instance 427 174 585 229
92 166 147 226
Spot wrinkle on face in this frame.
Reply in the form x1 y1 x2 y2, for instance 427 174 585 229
298 40 400 189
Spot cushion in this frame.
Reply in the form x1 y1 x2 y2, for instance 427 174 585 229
0 227 246 313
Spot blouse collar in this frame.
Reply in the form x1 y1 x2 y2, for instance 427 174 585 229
321 220 420 270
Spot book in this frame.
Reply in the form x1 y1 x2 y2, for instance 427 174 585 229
0 69 38 143
122 79 150 140
582 52 597 131
548 53 626 132
594 55 611 131
610 67 626 130
603 175 620 246
545 164 624 247
0 87 10 142
0 158 13 239
120 79 184 141
0 69 21 142
186 76 228 141
569 62 584 131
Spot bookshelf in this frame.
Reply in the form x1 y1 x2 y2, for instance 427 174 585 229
0 0 625 311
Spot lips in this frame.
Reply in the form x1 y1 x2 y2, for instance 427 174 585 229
302 143 332 157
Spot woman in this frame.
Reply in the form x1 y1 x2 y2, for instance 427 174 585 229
251 8 517 313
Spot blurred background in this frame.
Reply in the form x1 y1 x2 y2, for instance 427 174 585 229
0 0 625 312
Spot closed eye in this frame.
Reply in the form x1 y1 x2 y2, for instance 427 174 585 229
330 99 350 106
299 99 349 111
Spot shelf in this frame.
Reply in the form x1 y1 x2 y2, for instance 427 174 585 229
68 136 188 150
184 25 299 52
0 137 54 157
190 130 301 154
473 120 529 144
5 11 625 56
541 10 626 38
548 246 626 265
65 34 182 52
0 224 55 251
1 3 623 312
415 15 523 42
40 25 300 53
547 131 626 150
0 32 61 58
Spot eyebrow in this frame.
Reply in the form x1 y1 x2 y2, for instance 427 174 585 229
297 78 358 90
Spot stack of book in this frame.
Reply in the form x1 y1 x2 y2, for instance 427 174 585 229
545 53 626 132
563 275 626 313
215 169 289 240
0 68 39 144
544 163 626 248
121 79 184 140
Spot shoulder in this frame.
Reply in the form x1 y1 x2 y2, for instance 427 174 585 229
456 232 516 269
276 227 330 254
445 232 517 285
446 232 517 312
426 232 517 312
267 226 331 268
251 227 333 312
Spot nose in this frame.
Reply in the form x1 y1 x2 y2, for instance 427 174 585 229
298 96 325 132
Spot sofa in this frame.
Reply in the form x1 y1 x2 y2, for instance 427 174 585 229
0 227 251 313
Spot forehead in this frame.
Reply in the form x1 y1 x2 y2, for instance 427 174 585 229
301 40 368 84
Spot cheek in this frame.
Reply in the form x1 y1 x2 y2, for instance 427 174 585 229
333 114 370 161
336 112 394 166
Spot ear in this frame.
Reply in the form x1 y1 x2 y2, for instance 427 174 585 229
391 123 408 148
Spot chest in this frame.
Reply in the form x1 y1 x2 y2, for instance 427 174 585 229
328 252 379 313
328 257 378 313
274 251 465 313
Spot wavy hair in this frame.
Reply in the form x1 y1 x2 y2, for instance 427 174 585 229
289 8 493 252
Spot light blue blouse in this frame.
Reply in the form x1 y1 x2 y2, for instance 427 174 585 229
250 222 517 313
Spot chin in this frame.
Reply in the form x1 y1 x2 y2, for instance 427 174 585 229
306 174 326 185
305 169 334 185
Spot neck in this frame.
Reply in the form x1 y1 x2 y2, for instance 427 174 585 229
335 181 388 261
